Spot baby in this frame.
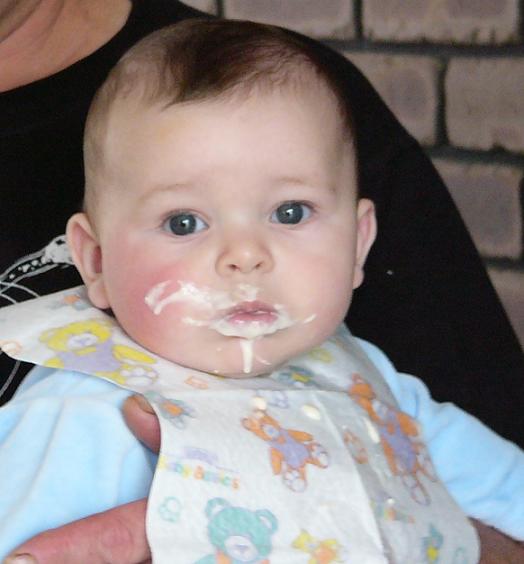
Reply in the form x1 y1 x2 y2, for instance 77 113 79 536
1 19 523 563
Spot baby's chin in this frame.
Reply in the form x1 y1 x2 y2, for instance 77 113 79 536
158 330 323 379
193 358 280 379
208 365 277 379
155 350 277 379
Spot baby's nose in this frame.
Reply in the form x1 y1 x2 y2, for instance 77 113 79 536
216 233 274 276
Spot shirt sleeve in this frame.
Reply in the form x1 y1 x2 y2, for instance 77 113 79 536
0 366 156 559
357 337 524 541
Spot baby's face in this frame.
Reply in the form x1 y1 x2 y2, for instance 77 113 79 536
72 85 376 377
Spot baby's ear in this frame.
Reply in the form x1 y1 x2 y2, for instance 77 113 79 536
66 213 110 309
353 198 377 290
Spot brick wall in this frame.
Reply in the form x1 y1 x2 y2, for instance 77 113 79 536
184 0 524 347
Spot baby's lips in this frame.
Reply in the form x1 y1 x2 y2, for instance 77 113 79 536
223 301 278 325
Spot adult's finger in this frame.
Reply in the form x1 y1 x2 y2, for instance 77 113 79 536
474 519 524 564
3 499 150 564
122 394 161 453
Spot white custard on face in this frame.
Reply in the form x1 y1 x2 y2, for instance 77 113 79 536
145 280 259 315
145 280 303 373
198 304 295 374
240 340 254 373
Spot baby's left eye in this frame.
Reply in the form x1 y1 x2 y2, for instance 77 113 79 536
271 202 312 225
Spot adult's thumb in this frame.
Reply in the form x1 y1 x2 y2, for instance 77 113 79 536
3 499 150 564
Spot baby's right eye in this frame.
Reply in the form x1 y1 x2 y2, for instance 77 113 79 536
163 213 208 236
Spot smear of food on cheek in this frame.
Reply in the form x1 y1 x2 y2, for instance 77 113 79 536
145 280 254 315
144 280 315 374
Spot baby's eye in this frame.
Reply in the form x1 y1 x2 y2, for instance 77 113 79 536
163 213 208 236
271 202 312 225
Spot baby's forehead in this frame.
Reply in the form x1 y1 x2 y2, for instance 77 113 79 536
86 77 356 214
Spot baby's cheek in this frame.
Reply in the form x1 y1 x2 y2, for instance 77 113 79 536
137 266 181 312
110 263 182 328
141 265 200 322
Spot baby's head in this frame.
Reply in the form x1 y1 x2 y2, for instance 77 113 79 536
67 19 376 377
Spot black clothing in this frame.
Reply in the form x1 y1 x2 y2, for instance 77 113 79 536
1 0 522 446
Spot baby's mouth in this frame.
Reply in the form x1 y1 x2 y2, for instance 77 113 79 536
223 301 278 325
210 301 293 339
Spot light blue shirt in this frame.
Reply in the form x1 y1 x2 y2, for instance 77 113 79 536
0 339 523 558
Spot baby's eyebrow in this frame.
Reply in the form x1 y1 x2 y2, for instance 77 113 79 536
272 175 336 193
138 182 193 204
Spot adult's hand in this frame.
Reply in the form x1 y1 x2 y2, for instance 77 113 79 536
3 396 159 564
476 519 524 564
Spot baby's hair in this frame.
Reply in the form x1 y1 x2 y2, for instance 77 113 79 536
84 18 357 213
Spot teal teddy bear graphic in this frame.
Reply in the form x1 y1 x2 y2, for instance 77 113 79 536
196 497 278 563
